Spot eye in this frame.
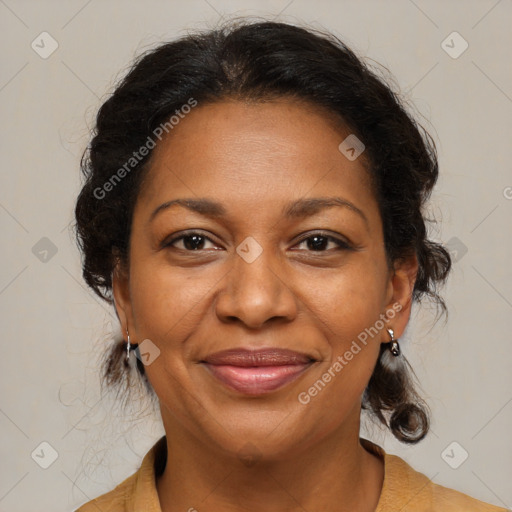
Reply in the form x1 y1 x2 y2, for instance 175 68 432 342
163 231 351 253
293 232 351 252
164 231 220 251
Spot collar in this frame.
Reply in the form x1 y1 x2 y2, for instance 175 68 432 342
130 435 429 512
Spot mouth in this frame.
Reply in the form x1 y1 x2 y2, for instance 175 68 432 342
200 348 316 396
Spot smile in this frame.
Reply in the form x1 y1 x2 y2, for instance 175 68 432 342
201 348 316 396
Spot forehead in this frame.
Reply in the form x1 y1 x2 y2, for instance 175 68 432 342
136 99 376 221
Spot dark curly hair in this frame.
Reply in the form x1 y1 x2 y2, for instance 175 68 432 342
74 19 451 444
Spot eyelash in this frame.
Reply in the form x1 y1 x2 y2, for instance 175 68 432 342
163 230 352 253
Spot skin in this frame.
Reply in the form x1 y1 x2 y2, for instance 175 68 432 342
113 98 418 512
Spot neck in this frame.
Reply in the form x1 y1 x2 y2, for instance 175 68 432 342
155 407 384 512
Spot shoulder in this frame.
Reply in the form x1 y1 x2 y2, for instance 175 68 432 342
74 436 166 512
360 438 508 512
73 472 136 512
389 453 507 511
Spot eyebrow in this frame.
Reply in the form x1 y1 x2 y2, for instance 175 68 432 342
148 196 368 226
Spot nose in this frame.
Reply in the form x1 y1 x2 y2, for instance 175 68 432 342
214 248 298 329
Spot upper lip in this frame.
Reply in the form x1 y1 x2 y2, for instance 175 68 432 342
202 348 316 367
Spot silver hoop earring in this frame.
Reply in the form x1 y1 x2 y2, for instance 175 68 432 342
387 328 400 357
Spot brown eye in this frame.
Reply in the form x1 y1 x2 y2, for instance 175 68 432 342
294 233 351 252
164 232 219 251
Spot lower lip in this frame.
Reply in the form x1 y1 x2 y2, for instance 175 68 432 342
203 363 312 395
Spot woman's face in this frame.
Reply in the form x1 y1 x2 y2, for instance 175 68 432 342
113 98 415 460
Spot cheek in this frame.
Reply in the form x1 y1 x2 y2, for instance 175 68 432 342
127 257 230 405
296 260 387 405
127 259 211 407
305 259 388 343
296 284 383 439
129 256 219 340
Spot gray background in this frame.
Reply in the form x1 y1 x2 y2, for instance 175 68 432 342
0 0 511 510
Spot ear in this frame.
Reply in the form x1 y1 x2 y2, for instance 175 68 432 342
112 257 134 340
383 253 418 340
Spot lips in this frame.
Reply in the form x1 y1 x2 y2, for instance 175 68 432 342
201 348 315 395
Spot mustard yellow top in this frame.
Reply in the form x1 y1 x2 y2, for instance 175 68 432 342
75 436 507 511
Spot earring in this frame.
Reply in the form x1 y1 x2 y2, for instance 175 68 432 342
126 329 131 360
387 328 400 357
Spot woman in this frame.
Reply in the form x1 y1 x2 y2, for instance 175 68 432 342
74 19 506 512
